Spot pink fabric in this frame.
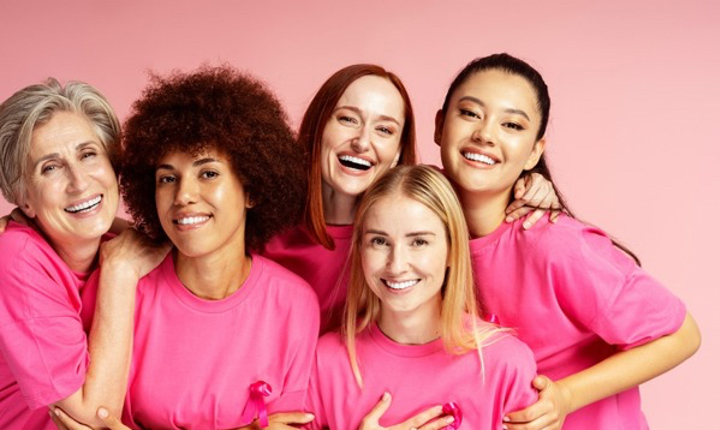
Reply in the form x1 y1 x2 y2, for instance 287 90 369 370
470 215 687 430
105 253 319 430
0 222 97 430
305 323 537 430
263 225 353 334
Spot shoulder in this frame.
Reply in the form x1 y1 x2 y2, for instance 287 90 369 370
253 254 320 318
0 222 52 263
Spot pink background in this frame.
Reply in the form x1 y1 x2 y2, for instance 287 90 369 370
1 1 718 427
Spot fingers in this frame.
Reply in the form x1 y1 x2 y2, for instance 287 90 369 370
268 411 315 425
51 408 91 430
513 173 531 200
393 405 446 430
0 216 8 234
415 411 454 430
521 209 547 230
532 375 550 391
97 407 132 430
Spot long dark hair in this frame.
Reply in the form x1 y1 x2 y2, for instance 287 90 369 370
441 53 640 265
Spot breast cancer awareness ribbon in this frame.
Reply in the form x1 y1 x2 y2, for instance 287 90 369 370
487 313 499 324
241 381 272 428
442 402 462 430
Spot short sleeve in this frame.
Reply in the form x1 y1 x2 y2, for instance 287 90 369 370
498 337 538 415
0 231 88 409
543 223 686 350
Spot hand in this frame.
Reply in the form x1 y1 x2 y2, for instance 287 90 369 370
359 392 452 430
505 173 563 229
232 411 315 429
503 376 572 430
51 406 131 430
0 207 34 234
100 228 172 280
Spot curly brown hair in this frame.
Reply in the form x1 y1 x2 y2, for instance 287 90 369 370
120 66 307 251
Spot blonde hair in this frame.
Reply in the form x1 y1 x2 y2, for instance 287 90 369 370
343 165 505 387
0 78 120 205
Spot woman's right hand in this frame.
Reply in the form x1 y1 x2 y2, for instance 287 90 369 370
0 207 33 233
51 407 131 430
99 228 172 281
359 393 453 430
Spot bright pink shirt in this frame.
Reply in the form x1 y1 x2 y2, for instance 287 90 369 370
471 215 686 430
112 253 319 430
305 323 537 430
263 225 353 334
0 223 97 430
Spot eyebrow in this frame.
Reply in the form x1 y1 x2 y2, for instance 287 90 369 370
156 157 220 171
364 229 437 237
32 141 98 170
335 106 401 126
457 96 530 121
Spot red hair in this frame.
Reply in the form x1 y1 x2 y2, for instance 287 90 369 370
299 64 417 249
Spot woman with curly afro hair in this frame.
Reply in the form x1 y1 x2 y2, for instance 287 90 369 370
63 66 321 430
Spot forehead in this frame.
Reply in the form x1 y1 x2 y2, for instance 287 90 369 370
337 75 405 120
157 146 229 165
30 111 99 156
364 193 444 232
453 69 540 119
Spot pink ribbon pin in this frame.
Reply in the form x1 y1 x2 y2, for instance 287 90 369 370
487 314 499 324
241 381 272 428
442 402 462 430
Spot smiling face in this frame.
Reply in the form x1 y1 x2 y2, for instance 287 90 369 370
22 111 119 248
155 148 250 259
320 75 405 199
436 69 546 199
361 192 448 319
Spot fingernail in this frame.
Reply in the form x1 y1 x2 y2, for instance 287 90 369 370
503 416 510 422
505 216 513 222
446 416 455 424
382 392 390 402
523 221 530 229
98 407 108 419
305 413 315 420
53 408 61 417
502 425 508 430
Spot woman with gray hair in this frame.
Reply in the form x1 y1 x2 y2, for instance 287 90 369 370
0 78 168 430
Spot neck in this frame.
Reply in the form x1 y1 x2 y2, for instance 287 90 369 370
175 238 251 301
459 189 512 238
377 296 442 345
322 182 359 225
53 238 101 273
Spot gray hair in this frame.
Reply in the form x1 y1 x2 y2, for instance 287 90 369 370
0 78 120 205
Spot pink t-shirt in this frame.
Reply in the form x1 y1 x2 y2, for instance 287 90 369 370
471 215 686 430
112 253 319 430
263 225 353 334
305 323 537 430
0 222 97 430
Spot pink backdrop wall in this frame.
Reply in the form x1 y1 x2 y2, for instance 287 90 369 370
2 1 718 428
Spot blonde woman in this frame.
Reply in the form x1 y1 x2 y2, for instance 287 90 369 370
304 165 538 430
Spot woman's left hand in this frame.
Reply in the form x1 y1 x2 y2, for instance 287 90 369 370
0 207 34 234
51 407 131 430
505 173 563 229
502 376 572 430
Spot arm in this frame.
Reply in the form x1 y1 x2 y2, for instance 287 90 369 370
504 313 701 430
52 230 170 428
505 173 563 229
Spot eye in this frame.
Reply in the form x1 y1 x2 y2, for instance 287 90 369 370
376 126 394 136
200 170 219 179
459 108 480 119
338 115 359 125
41 164 60 175
411 237 429 247
157 175 176 184
80 150 97 160
369 236 388 247
503 122 525 131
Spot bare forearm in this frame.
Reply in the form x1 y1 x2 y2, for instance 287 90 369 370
560 313 701 413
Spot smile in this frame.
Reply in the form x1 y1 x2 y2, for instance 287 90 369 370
339 154 372 171
175 215 210 226
462 151 497 165
64 195 102 213
383 279 420 290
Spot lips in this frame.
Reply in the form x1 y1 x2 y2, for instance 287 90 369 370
461 150 498 166
383 279 420 291
173 214 211 230
64 195 102 214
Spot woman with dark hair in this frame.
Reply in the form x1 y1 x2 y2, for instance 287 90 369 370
435 53 701 430
263 64 560 334
53 66 320 430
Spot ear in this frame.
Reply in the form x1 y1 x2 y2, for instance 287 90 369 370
390 147 401 168
19 193 37 219
523 138 546 171
244 193 255 209
433 110 444 146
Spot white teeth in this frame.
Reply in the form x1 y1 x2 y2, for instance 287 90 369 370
339 155 372 167
65 195 102 213
177 216 210 226
385 279 419 290
463 152 496 165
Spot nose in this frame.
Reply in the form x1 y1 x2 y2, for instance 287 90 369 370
386 244 408 275
472 120 495 146
350 124 371 153
66 164 90 194
173 177 198 206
